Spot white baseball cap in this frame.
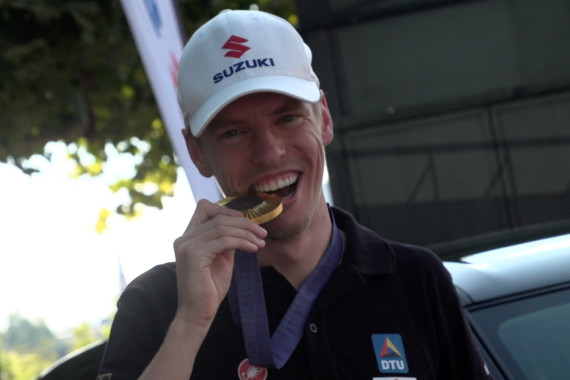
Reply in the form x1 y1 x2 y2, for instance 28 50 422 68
177 10 321 137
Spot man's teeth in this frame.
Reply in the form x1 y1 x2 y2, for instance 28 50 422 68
255 174 298 193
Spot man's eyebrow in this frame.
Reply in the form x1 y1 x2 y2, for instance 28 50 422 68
208 113 247 130
271 99 305 115
206 119 242 135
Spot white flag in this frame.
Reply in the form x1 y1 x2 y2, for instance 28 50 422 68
119 0 220 202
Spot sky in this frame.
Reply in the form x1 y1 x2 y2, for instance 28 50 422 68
0 141 196 333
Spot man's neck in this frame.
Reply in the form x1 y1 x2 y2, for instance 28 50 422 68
257 203 333 290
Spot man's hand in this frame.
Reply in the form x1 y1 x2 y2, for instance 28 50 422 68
172 199 267 333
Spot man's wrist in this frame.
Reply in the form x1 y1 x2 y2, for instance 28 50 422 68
170 310 213 342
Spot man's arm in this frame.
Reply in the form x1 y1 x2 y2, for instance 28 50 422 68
137 316 207 379
100 199 267 379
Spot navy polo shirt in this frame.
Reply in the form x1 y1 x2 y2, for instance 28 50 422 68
99 207 492 379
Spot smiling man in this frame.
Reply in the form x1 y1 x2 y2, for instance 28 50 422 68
98 10 493 380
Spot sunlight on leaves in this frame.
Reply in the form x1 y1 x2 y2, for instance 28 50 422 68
96 208 111 234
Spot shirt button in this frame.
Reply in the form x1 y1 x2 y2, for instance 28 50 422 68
309 323 318 333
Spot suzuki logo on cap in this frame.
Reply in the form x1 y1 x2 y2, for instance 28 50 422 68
222 35 250 58
213 35 275 84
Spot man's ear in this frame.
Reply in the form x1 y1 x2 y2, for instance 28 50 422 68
319 91 334 146
182 129 214 178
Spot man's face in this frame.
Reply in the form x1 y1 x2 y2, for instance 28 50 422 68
188 92 333 240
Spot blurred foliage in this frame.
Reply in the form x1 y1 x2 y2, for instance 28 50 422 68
1 314 66 359
0 0 297 230
0 351 53 380
70 322 98 351
0 313 110 379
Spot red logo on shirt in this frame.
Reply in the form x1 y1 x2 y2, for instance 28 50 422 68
238 358 268 380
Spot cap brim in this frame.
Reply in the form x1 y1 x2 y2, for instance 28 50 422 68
189 75 321 137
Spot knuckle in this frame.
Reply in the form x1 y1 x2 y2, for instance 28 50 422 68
212 213 229 224
173 235 185 251
196 199 211 207
213 223 230 236
218 235 233 247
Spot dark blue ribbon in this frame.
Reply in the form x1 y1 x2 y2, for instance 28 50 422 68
229 209 343 369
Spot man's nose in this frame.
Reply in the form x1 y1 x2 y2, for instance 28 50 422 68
250 128 286 166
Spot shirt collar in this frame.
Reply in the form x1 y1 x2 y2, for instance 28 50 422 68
331 206 396 275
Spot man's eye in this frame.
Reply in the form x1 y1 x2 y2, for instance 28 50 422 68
280 115 296 123
223 130 239 138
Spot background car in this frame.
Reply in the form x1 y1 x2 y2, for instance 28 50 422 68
37 339 105 380
443 232 570 379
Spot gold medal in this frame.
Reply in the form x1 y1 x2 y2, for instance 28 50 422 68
216 193 283 225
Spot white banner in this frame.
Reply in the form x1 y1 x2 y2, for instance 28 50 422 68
119 0 220 203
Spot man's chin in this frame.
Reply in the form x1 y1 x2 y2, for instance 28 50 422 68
264 214 307 242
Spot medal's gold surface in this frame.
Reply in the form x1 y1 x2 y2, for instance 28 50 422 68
216 194 283 225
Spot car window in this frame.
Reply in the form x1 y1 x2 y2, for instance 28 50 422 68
469 287 570 380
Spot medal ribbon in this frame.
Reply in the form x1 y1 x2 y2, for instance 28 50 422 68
229 209 342 369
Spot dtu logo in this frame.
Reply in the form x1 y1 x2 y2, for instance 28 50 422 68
371 334 409 374
222 35 250 58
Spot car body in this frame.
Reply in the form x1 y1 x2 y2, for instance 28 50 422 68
38 232 570 379
443 233 570 379
37 339 105 380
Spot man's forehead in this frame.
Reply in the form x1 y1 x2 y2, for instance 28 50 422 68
208 93 309 126
226 92 305 109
